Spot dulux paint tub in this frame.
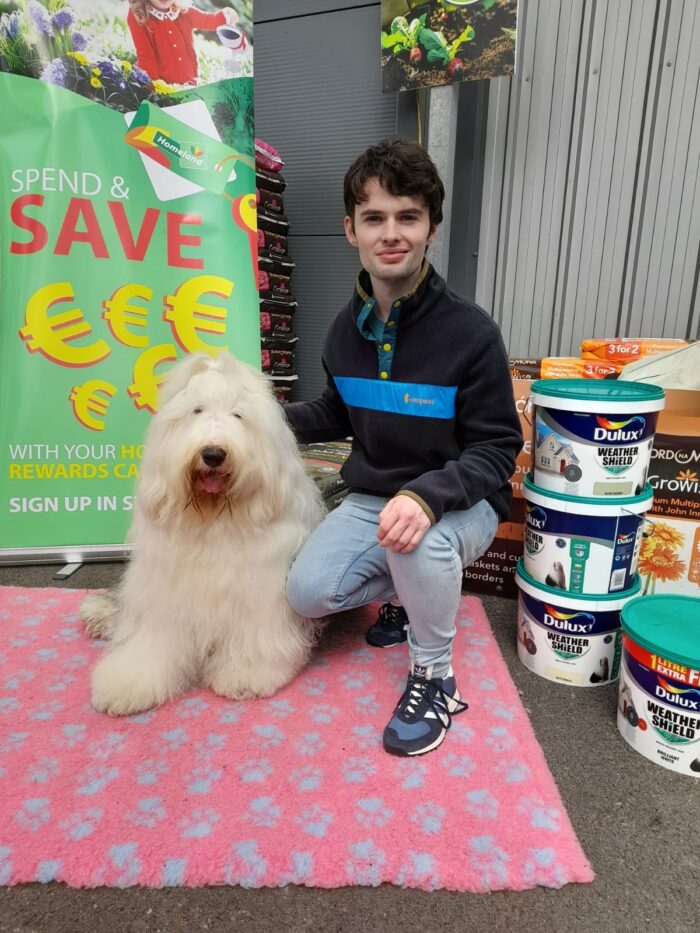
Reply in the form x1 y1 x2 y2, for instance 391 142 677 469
618 594 700 777
529 379 665 498
515 560 640 687
523 476 653 595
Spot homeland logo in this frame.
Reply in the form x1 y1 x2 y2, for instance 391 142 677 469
154 132 207 169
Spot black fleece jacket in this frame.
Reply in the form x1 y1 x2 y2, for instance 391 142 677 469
285 265 523 524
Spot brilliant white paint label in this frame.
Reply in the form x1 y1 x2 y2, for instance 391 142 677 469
516 588 622 687
618 635 700 777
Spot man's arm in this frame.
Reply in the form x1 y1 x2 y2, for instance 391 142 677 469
284 358 353 444
396 329 523 525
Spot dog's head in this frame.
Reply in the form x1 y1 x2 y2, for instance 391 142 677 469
137 351 300 525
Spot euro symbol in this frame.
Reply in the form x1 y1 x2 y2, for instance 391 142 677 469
68 380 117 431
102 283 153 348
19 282 111 367
127 343 178 413
163 274 233 353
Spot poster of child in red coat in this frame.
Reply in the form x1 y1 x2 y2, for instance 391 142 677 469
127 0 247 86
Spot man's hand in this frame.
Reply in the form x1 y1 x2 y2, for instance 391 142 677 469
377 495 431 554
223 8 238 24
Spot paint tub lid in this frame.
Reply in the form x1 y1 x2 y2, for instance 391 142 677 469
516 559 642 610
530 378 665 413
621 595 700 669
523 475 654 514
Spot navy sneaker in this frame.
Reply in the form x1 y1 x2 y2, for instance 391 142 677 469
365 602 409 648
383 664 468 756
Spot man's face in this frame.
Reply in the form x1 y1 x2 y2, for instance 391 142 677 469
344 178 437 288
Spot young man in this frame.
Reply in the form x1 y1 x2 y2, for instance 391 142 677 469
284 138 522 757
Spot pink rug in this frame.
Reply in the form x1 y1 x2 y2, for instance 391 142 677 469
0 586 593 891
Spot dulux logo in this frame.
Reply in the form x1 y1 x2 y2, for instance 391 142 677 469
526 504 547 530
655 677 700 710
543 606 595 633
593 415 645 442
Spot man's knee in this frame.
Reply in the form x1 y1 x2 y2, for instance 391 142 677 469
285 563 333 618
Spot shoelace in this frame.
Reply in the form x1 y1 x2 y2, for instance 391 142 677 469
397 674 469 726
377 603 406 629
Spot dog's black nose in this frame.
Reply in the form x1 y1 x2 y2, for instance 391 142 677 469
202 446 226 467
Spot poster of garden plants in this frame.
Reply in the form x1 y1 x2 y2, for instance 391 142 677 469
381 0 517 92
0 0 258 554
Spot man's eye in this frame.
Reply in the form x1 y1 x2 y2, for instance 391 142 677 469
231 411 243 419
193 406 203 415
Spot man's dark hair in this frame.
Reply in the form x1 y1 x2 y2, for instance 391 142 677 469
343 138 445 228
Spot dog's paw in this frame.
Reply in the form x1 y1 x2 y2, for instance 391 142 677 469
80 593 118 640
91 653 168 716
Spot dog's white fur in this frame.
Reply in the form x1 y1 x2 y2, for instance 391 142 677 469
81 351 324 715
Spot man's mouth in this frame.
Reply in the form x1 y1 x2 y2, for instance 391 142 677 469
377 249 408 261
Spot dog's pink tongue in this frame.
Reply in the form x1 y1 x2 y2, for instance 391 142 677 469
201 472 226 494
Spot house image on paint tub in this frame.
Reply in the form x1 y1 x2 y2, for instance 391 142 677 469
536 432 582 481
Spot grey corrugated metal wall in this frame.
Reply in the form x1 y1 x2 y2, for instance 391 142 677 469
476 0 700 358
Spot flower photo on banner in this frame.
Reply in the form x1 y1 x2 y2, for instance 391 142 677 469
381 0 517 93
0 0 253 112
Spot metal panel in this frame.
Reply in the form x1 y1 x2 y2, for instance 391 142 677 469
254 6 397 236
254 2 401 399
255 0 377 23
285 236 360 401
475 0 700 357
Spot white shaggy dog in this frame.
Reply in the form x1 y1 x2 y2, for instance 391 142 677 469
81 351 324 715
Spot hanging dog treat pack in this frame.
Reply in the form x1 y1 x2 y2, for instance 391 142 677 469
618 594 700 777
515 561 640 687
522 477 653 594
530 380 665 498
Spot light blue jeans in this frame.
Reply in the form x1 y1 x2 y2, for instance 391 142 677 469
286 492 499 677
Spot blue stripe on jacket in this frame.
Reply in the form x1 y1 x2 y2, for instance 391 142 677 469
334 376 457 420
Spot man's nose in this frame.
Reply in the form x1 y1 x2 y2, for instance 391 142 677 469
381 219 400 240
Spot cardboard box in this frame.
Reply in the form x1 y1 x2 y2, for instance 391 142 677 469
463 377 531 598
639 389 700 596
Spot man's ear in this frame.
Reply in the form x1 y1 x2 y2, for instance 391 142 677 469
427 223 438 244
344 215 357 247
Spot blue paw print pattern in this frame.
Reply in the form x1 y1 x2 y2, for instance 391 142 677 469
345 839 386 886
14 797 51 832
354 797 393 829
236 758 273 784
179 807 221 839
296 804 333 838
465 789 499 820
410 802 445 834
397 851 440 891
125 797 167 828
469 835 511 890
245 796 281 828
0 589 592 890
288 765 323 792
223 840 268 888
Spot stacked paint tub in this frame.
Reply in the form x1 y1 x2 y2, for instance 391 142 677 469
618 593 700 777
516 379 665 688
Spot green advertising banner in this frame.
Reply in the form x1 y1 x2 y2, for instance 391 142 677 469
0 0 257 556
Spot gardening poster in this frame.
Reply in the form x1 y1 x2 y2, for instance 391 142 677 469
0 0 257 554
381 0 517 93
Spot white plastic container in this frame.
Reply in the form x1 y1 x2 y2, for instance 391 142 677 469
618 594 700 777
529 379 665 498
523 476 653 595
515 560 641 687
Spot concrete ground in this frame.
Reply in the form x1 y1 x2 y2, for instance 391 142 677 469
0 562 698 933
